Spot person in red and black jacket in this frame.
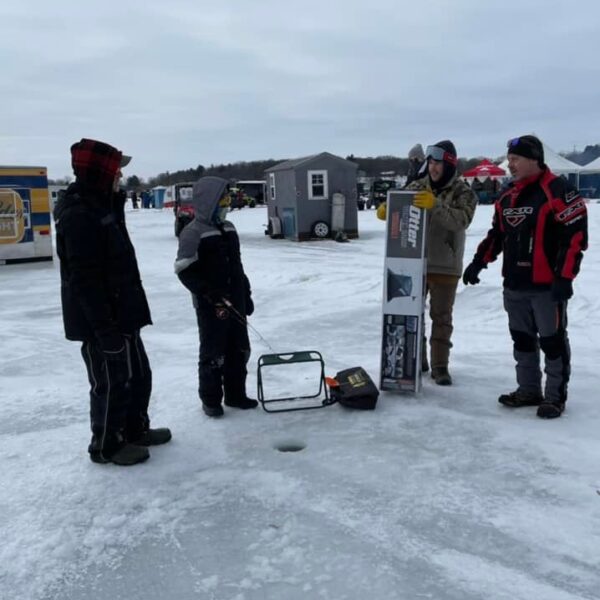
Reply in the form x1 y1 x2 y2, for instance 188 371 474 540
54 138 171 465
463 135 587 419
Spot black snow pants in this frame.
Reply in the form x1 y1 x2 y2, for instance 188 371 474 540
195 307 251 408
81 330 152 448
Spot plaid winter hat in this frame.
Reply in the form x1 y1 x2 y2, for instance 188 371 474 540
507 135 544 166
70 138 130 191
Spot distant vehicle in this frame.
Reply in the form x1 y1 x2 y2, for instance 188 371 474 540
168 182 195 237
370 179 397 208
229 187 246 210
235 180 266 206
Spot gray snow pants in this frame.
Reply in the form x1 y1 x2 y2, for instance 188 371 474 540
503 288 571 404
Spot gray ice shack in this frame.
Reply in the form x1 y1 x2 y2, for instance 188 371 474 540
264 152 358 241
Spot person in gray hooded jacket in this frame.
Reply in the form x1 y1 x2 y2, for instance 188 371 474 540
175 176 257 417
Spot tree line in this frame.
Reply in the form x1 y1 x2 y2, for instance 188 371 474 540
49 145 600 188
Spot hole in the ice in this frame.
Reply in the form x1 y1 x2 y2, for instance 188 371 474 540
274 440 306 452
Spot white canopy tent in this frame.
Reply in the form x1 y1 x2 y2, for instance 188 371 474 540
579 156 600 174
500 140 582 186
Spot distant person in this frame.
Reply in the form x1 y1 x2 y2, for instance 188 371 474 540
471 177 484 193
130 190 139 209
379 140 478 384
406 143 427 186
175 176 257 417
463 135 588 418
236 188 245 209
376 142 426 220
54 138 171 465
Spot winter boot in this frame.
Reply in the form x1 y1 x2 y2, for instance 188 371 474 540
536 401 565 419
89 433 149 466
498 390 543 408
431 367 452 386
131 427 172 446
202 403 225 417
224 396 258 409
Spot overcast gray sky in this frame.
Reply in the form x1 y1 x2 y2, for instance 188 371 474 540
2 0 599 179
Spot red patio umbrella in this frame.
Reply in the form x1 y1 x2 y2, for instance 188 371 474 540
462 159 506 178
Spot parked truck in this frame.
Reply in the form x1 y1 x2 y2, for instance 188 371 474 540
370 178 397 208
165 182 195 236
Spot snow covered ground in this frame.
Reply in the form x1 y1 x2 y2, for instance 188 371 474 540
1 203 599 600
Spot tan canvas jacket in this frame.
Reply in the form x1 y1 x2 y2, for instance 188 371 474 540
406 175 478 277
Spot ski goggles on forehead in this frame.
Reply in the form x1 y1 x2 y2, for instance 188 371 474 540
506 136 542 160
507 137 523 148
425 145 457 165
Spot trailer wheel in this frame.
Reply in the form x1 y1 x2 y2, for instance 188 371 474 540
311 220 330 238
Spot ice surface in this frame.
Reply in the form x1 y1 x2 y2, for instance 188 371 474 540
1 204 599 599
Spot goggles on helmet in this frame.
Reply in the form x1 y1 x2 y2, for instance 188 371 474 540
425 145 457 166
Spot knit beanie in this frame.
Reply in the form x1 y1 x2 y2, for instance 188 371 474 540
506 135 544 167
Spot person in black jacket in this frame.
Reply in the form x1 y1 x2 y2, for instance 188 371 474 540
463 135 588 419
54 138 171 465
175 176 257 417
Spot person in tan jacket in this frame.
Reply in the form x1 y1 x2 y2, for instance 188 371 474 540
378 140 477 384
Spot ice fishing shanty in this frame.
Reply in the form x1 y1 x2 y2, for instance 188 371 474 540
264 152 358 241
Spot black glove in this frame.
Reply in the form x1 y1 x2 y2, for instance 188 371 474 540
214 303 230 320
245 296 254 316
462 260 484 285
551 277 573 302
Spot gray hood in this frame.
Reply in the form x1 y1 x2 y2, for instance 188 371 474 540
175 176 233 274
192 176 229 223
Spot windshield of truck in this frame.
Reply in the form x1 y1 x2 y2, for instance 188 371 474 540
373 181 394 192
177 186 194 205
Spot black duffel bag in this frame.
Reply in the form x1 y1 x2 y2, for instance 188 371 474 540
328 367 379 410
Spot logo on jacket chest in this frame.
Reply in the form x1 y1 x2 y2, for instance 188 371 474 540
503 206 533 227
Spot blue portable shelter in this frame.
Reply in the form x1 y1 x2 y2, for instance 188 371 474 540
150 186 167 208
